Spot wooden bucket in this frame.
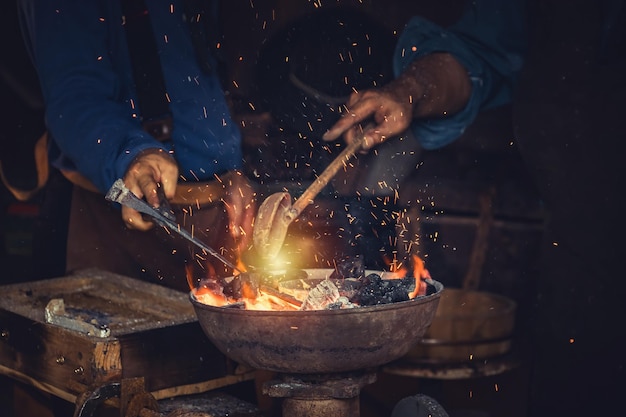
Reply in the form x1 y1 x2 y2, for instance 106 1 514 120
405 288 516 364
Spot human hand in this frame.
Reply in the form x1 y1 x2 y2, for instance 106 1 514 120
121 149 178 231
322 53 471 151
220 170 256 256
321 84 415 151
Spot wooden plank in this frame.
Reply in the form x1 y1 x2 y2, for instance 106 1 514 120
151 371 257 400
0 363 81 403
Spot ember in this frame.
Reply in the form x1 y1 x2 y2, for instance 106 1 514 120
192 256 436 311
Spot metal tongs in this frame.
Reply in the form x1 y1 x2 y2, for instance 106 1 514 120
105 179 242 274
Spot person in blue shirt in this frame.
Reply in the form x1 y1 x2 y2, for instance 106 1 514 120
323 1 526 151
18 0 255 290
325 0 625 416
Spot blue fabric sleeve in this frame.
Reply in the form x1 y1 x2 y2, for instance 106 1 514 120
393 0 527 150
19 0 166 192
19 0 243 193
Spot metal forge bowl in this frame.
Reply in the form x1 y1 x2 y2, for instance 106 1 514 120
190 269 443 374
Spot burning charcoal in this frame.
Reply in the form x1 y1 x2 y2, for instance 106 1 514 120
196 277 224 296
300 279 341 310
222 301 246 309
350 273 412 306
327 296 358 310
222 272 259 300
333 278 362 300
329 257 366 279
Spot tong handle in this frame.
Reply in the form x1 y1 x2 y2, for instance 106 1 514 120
105 179 172 225
105 179 243 274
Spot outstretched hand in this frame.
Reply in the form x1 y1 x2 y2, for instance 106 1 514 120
121 149 179 231
322 52 472 151
321 85 415 151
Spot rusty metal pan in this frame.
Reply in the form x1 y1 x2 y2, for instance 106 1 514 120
190 269 443 374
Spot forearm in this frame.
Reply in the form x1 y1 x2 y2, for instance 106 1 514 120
391 3 527 150
396 52 472 120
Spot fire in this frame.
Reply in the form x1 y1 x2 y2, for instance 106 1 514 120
233 258 248 276
190 253 432 310
241 291 299 311
193 285 300 311
384 254 431 298
188 257 302 310
194 285 229 306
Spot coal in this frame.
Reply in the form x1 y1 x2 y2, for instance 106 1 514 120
213 266 435 309
221 273 260 299
349 273 414 306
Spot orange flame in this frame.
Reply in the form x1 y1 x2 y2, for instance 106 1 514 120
233 258 248 276
383 254 431 298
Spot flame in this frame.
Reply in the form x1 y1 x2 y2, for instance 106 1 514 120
242 291 299 311
189 254 301 310
191 251 432 310
383 254 431 299
193 286 299 311
194 285 230 306
233 258 248 276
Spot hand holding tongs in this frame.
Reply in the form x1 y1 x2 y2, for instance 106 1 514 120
105 179 243 274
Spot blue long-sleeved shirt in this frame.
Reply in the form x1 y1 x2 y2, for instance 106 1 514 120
393 0 527 149
19 0 242 193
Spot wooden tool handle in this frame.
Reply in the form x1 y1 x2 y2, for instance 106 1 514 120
289 130 368 218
